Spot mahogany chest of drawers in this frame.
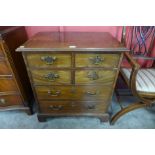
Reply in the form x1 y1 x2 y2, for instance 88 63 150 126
16 32 128 122
0 27 32 113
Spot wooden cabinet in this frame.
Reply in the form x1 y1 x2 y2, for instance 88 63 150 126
16 32 128 122
0 27 32 113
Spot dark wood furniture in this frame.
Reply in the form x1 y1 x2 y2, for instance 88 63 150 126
0 26 32 114
16 32 128 122
111 52 155 124
111 26 155 124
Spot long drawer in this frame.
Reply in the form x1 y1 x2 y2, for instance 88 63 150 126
31 70 71 85
35 85 112 101
39 100 108 114
75 53 120 68
0 94 22 107
0 79 18 92
26 53 71 68
75 70 116 84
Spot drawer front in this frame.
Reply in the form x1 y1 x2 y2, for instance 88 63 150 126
27 54 71 68
35 85 112 101
0 95 22 107
0 44 5 57
39 100 108 114
35 86 74 100
0 60 12 76
31 70 71 85
75 54 120 68
0 79 19 92
75 70 116 84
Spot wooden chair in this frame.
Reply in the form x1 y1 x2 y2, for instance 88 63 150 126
111 52 155 124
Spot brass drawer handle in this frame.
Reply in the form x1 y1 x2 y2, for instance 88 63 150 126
71 87 76 94
87 71 99 80
0 98 6 104
44 72 59 81
86 91 97 96
49 105 63 111
89 55 104 65
48 90 61 96
41 56 57 65
87 105 95 109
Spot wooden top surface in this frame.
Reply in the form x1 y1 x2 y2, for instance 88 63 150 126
16 32 129 52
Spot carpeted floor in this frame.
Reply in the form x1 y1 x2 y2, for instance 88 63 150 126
0 96 155 129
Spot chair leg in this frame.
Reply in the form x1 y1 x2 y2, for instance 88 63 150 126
110 102 147 125
115 88 121 103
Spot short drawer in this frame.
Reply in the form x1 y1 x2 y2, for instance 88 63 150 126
75 54 120 68
31 70 71 85
0 95 22 107
39 100 108 114
26 54 71 68
0 79 19 92
0 60 12 76
35 85 112 101
75 70 116 84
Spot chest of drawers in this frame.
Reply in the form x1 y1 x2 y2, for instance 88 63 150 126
17 32 128 122
0 27 32 114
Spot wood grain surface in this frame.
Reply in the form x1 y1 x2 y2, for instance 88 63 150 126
18 32 128 122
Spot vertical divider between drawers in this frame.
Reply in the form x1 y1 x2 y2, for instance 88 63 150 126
71 52 75 85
